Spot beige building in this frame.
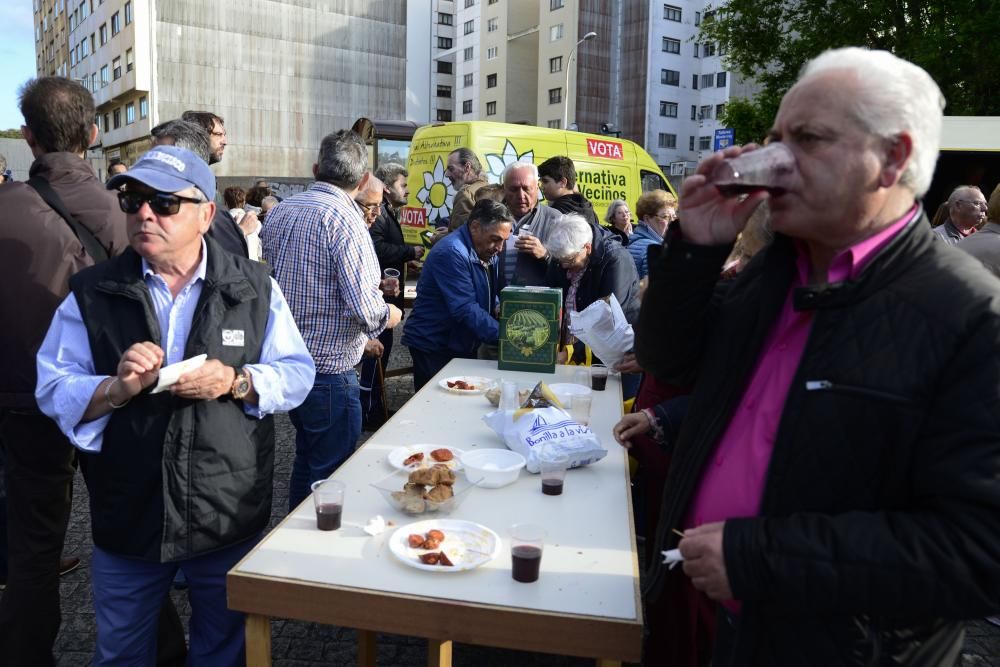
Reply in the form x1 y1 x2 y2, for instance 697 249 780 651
34 0 72 78
39 0 408 177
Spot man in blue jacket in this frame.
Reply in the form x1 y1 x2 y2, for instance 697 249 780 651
403 200 513 389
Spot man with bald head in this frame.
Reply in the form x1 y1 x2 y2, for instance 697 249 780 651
632 48 1000 664
932 184 987 244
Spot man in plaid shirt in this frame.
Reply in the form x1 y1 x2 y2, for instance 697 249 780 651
262 130 402 510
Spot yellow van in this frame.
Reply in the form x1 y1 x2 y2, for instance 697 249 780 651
398 121 676 245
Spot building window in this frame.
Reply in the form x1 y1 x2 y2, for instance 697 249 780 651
703 42 716 57
487 46 497 59
664 4 681 21
699 105 712 120
549 56 562 73
659 101 678 118
547 119 561 129
658 133 677 148
662 37 680 54
70 49 76 65
695 11 701 26
463 73 473 87
437 60 453 74
463 46 474 61
487 73 497 88
112 107 121 129
691 74 698 90
99 22 106 44
550 24 563 41
81 0 89 19
716 71 727 87
90 33 96 53
438 12 453 26
100 64 108 85
704 10 716 23
437 85 452 98
90 72 96 90
716 103 726 118
139 95 148 118
464 19 474 34
690 104 697 120
113 55 121 79
463 100 472 114
126 101 135 124
693 42 700 58
701 73 714 88
103 113 109 132
124 1 131 25
489 0 498 3
487 17 498 32
548 87 562 104
465 0 475 7
661 68 679 86
699 136 712 150
81 37 89 57
486 101 496 116
436 109 453 122
551 0 564 9
111 11 120 35
437 36 452 49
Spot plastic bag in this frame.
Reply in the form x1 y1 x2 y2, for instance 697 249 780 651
482 382 607 473
568 297 634 368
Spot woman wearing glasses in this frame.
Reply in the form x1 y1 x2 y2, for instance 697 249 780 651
627 189 678 279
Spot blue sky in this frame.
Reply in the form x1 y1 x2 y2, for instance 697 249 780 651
0 3 40 130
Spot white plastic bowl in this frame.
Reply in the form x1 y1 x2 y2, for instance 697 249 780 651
461 449 526 489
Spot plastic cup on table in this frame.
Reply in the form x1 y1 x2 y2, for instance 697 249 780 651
500 380 519 411
538 448 570 496
510 523 546 583
311 479 345 531
570 394 592 427
590 364 609 391
572 368 590 388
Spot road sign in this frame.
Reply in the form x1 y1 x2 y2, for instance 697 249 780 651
714 128 735 151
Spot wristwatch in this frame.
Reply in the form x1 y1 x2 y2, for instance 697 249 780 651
230 367 252 400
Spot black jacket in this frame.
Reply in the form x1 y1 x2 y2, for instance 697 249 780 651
70 237 275 562
549 192 600 228
636 213 1000 665
370 200 415 309
208 208 249 258
546 221 641 364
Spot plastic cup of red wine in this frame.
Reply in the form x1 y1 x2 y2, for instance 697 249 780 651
311 479 345 531
710 142 794 197
539 449 570 496
510 523 546 583
590 364 609 391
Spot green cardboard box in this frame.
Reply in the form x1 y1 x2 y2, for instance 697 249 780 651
498 286 563 373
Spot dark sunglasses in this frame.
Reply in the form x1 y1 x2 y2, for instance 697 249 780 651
117 190 205 216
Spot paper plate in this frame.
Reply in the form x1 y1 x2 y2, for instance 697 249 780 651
389 519 501 573
386 444 465 471
438 376 497 395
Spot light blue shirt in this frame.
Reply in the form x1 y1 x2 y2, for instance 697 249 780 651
35 241 316 452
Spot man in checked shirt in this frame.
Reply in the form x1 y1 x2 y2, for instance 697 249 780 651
262 130 402 511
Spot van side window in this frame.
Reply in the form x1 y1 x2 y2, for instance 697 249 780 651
641 170 668 192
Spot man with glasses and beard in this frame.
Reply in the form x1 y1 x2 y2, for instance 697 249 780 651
35 145 314 665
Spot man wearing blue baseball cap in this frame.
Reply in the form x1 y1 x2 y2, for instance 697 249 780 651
34 144 316 665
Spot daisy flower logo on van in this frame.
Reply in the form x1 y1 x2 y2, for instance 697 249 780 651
415 156 457 222
485 140 534 184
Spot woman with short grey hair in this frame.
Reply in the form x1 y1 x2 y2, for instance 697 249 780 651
543 213 641 365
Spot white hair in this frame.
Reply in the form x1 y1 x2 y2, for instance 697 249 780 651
947 185 983 206
502 160 538 183
545 213 593 259
358 172 385 196
800 47 944 197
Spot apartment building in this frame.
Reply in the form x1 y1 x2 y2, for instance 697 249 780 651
429 0 482 123
33 0 72 78
45 0 408 177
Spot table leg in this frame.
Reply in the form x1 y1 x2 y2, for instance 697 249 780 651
428 638 453 667
596 660 621 667
358 629 377 667
245 614 272 667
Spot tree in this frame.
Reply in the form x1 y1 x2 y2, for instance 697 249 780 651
0 129 22 139
702 0 1000 144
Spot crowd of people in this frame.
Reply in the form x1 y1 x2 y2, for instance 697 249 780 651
0 42 999 667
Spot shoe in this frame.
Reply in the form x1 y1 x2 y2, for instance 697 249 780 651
59 557 81 577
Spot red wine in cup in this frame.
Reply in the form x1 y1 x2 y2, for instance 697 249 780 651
316 503 343 531
715 183 788 198
542 479 564 496
512 545 542 582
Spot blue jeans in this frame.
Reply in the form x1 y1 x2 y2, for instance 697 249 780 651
288 371 361 511
90 537 257 667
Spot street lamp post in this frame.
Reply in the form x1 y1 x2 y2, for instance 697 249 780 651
563 31 597 130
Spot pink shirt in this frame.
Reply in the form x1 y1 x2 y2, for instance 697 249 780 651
685 205 918 606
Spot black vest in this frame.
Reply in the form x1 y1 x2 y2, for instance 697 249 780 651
70 237 274 561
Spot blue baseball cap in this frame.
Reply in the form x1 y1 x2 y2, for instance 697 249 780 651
107 145 215 200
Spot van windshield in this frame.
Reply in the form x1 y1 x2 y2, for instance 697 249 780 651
641 170 668 192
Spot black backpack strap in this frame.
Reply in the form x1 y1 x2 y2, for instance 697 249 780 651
26 175 110 262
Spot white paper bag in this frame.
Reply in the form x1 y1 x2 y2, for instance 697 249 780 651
567 297 634 367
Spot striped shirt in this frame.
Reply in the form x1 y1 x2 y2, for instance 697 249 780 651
262 181 389 374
